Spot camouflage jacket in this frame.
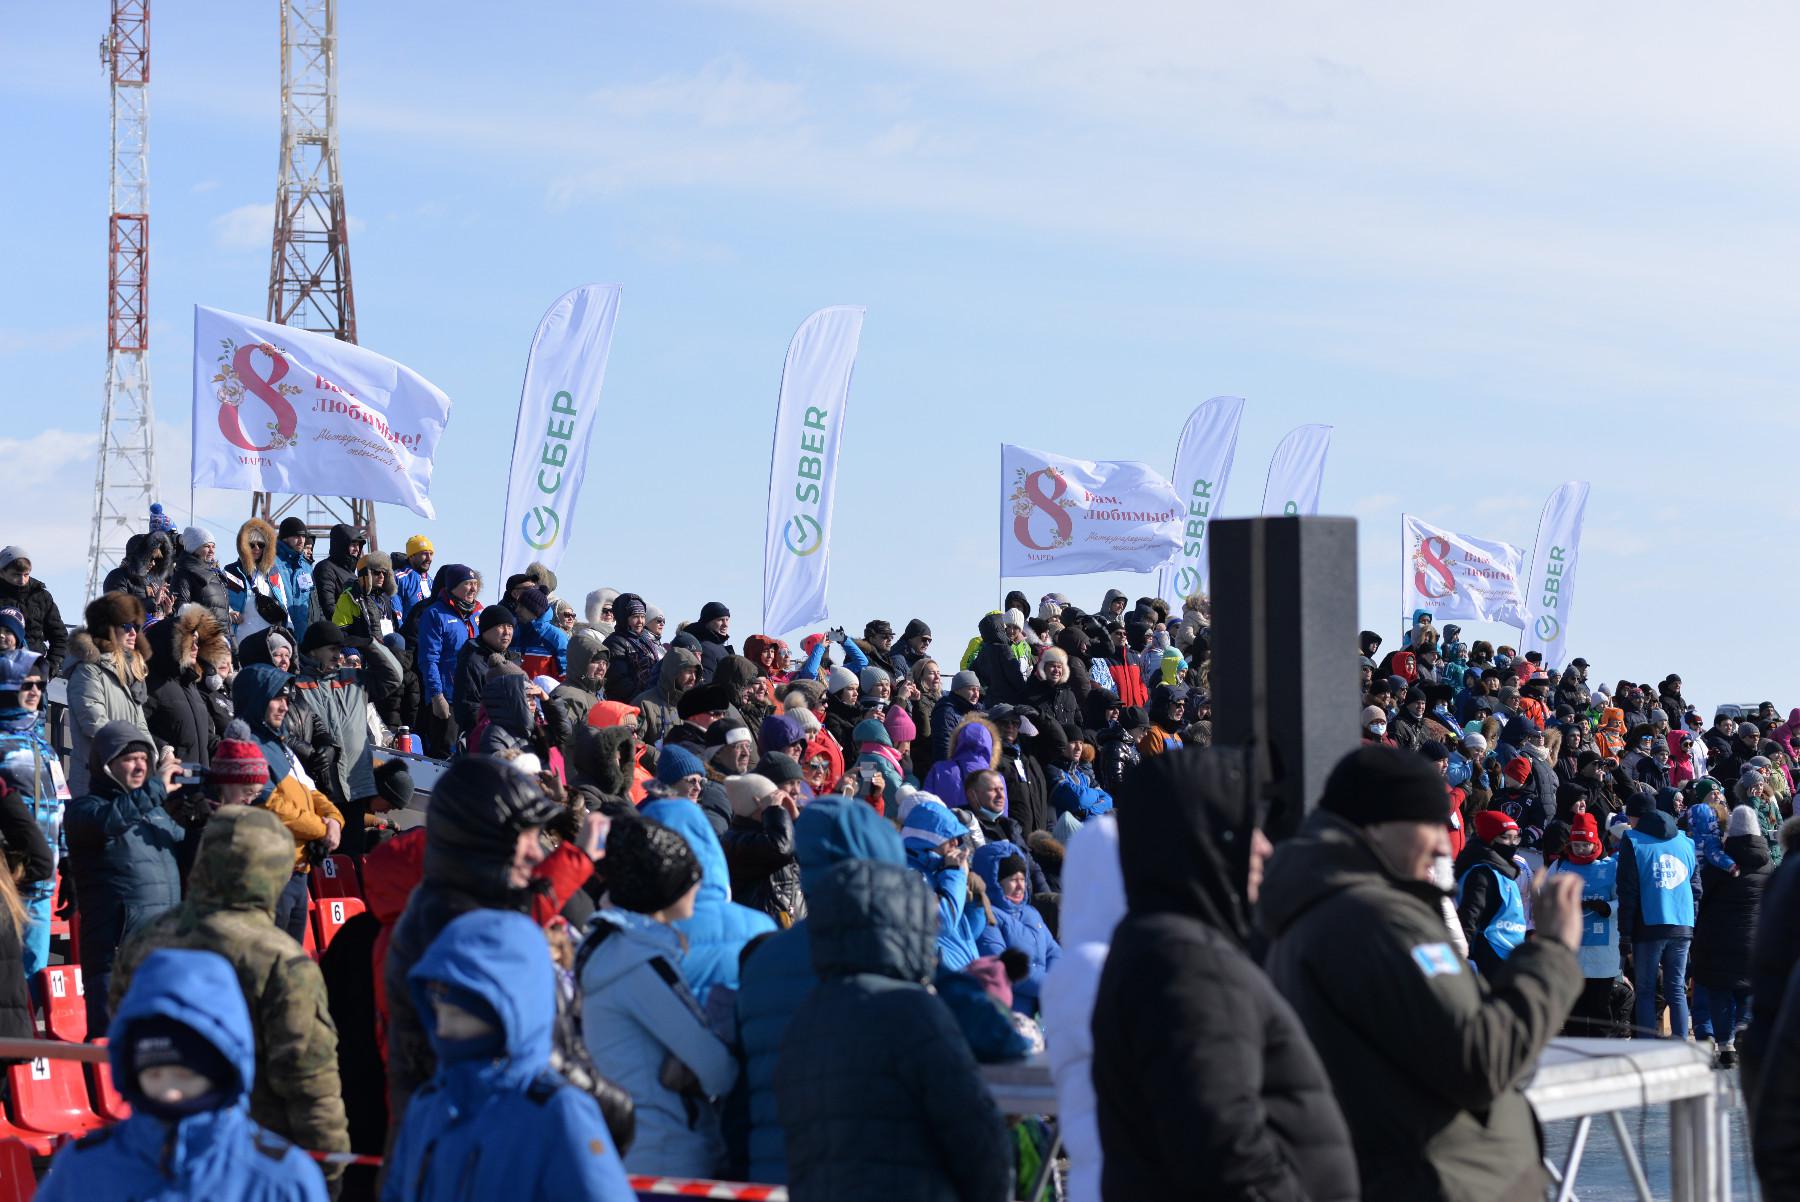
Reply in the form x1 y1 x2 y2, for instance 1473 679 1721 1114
109 806 350 1171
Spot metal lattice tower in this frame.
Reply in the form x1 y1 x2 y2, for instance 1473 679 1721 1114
87 0 156 602
253 0 377 546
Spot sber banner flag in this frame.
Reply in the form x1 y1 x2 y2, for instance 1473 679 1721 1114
191 306 452 518
1261 423 1332 516
1400 513 1528 625
498 284 623 585
1517 481 1590 667
763 306 866 635
1155 395 1244 604
1001 444 1183 578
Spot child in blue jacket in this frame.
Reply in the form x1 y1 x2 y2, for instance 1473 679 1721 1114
388 909 635 1201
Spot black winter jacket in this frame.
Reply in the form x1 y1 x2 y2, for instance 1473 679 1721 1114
1095 748 1357 1202
0 784 53 1039
1260 808 1581 1202
969 615 1026 707
168 550 232 632
774 859 1011 1202
383 760 557 1134
309 524 362 628
1744 837 1800 1105
0 577 66 671
721 807 805 925
101 531 175 611
142 612 222 769
1693 833 1771 990
996 742 1050 837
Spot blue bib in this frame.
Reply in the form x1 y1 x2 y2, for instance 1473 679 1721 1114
1457 861 1526 961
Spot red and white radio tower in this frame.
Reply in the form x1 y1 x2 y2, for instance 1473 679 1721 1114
87 0 156 600
253 0 376 547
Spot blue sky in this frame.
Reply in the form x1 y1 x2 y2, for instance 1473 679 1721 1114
5 3 1798 711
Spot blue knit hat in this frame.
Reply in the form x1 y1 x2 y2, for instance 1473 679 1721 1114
655 744 706 785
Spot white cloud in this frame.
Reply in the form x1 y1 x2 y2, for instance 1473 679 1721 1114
190 178 220 194
591 55 806 128
211 202 274 251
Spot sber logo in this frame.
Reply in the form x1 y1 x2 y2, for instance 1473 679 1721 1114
784 514 824 557
521 506 561 551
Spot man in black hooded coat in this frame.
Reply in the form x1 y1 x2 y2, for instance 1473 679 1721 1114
309 523 365 627
1092 746 1358 1201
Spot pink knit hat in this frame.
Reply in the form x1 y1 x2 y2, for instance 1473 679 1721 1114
883 704 917 744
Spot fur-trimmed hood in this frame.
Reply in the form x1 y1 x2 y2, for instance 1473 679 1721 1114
233 517 278 575
949 714 1003 772
120 529 176 582
146 603 231 680
357 552 397 599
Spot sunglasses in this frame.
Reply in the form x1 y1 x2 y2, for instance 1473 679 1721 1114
708 708 728 718
116 622 142 633
18 680 43 692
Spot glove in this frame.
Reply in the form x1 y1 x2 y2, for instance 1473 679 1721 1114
430 694 451 720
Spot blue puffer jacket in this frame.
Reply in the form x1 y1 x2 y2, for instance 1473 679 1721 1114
899 799 986 970
274 541 315 637
387 910 634 1202
66 720 185 1031
973 841 1062 1014
773 858 1013 1202
735 799 905 1184
1047 761 1113 823
639 800 777 1004
37 947 327 1202
579 908 739 1177
517 612 570 674
414 598 480 705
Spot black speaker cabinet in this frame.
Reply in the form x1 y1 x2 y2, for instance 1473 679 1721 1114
1209 516 1361 841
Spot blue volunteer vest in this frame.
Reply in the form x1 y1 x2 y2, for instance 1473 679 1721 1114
1551 856 1620 978
1624 828 1697 928
1457 862 1527 962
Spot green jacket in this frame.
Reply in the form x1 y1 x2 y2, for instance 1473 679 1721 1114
1258 810 1581 1202
109 806 350 1176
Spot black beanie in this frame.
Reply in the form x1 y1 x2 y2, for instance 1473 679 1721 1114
374 759 415 809
299 620 345 654
1319 745 1450 826
996 852 1028 881
479 605 516 633
754 751 803 785
605 818 702 914
277 516 309 540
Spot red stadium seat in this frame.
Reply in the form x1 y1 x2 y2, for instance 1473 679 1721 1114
86 1044 129 1124
48 874 67 940
7 1054 101 1149
0 1137 35 1201
310 854 361 901
33 967 86 1043
313 896 366 954
302 896 319 960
